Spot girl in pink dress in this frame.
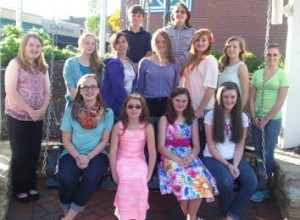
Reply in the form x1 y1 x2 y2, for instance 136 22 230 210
109 93 156 220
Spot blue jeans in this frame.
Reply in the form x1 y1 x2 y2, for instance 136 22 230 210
251 119 281 174
59 153 108 212
203 157 258 219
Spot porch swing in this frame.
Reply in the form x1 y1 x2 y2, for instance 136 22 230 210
43 19 160 190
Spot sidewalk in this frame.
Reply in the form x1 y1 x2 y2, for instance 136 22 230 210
6 178 282 220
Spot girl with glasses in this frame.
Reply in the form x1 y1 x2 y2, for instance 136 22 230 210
109 93 156 220
163 2 196 66
59 74 114 220
158 87 218 220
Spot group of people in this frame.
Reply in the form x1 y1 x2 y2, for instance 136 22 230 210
4 2 289 220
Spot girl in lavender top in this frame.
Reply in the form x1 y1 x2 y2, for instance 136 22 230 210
137 29 180 117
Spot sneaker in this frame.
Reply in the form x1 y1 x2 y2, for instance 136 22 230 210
250 189 270 202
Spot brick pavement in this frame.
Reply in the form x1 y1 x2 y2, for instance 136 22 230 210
6 178 283 220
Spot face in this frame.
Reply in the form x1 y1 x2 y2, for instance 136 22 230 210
266 48 281 67
222 89 237 111
194 35 210 53
126 98 142 119
155 34 168 54
80 36 96 55
25 37 42 61
172 5 187 25
172 94 188 113
226 40 241 59
79 77 100 101
129 13 144 27
114 36 128 56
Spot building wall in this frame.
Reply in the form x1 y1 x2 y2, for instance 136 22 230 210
120 0 288 59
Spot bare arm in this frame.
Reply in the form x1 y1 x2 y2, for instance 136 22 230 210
62 131 80 159
5 59 34 115
109 123 120 183
233 128 247 168
145 124 156 181
157 116 181 162
195 88 215 118
68 88 77 100
237 64 249 110
263 87 288 125
191 119 200 156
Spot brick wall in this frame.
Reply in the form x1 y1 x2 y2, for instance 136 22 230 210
120 0 288 58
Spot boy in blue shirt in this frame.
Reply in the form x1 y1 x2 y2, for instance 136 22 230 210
121 4 152 69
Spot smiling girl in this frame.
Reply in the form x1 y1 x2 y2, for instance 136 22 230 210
202 82 257 220
158 87 218 220
181 28 219 157
109 93 156 220
218 36 249 110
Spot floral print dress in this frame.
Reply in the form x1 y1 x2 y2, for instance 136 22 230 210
158 121 218 201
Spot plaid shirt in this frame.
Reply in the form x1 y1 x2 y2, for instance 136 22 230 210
163 25 196 65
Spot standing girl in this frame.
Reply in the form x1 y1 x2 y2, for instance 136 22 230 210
138 29 180 117
249 43 289 202
163 2 196 66
59 74 114 220
158 87 218 220
102 32 136 117
109 93 156 220
180 28 219 156
218 36 249 110
63 32 103 105
202 82 257 220
5 33 50 203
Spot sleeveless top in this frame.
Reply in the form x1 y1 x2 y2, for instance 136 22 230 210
218 61 245 95
5 62 47 121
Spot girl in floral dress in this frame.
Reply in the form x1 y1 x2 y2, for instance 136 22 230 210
157 87 218 220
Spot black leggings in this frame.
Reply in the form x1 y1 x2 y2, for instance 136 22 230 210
7 115 43 194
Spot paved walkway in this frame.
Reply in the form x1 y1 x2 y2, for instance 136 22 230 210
6 178 282 220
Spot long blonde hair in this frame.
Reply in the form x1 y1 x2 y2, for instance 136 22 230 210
17 33 48 73
78 32 104 75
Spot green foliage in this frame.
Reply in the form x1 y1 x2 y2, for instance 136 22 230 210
0 25 76 67
244 51 263 73
85 15 100 35
0 25 24 66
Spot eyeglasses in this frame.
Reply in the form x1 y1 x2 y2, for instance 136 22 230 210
80 85 99 91
266 53 279 57
126 104 142 110
175 10 186 14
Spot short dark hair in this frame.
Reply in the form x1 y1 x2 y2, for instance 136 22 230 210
128 5 145 16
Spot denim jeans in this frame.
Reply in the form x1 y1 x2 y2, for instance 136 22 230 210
202 157 258 219
251 119 282 174
59 153 108 212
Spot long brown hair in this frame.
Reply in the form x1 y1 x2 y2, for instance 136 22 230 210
17 33 48 73
119 93 150 131
71 74 108 121
78 33 104 75
213 82 243 143
169 2 193 28
183 29 214 72
151 29 175 63
220 36 246 72
165 87 195 125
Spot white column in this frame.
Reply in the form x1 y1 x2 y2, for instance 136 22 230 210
280 0 300 148
15 0 23 27
99 0 107 55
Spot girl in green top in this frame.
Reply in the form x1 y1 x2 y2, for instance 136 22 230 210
249 43 289 202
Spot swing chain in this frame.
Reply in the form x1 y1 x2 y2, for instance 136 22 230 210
256 0 272 180
41 19 59 174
